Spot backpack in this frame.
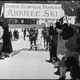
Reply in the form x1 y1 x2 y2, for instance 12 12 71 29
65 35 80 52
61 27 74 40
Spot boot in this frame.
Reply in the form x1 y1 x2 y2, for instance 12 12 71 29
1 52 5 59
35 47 37 51
5 53 10 57
46 56 54 63
45 47 48 51
29 46 32 50
54 68 60 75
58 77 65 80
46 59 52 63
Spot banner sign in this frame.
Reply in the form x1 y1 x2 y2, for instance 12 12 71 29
4 3 65 19
63 16 76 24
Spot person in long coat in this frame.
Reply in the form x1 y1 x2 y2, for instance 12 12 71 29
1 18 13 59
46 25 58 63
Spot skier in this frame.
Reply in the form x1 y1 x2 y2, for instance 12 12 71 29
29 28 37 51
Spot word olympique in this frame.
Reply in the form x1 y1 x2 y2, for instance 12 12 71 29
4 3 65 19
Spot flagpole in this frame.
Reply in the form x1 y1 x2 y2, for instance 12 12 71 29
1 1 4 18
65 15 68 25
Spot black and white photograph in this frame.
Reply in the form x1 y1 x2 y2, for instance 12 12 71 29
0 0 80 80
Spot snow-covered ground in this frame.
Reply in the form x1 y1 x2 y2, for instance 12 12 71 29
0 29 71 79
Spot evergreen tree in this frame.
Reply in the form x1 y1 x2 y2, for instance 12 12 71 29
77 8 80 23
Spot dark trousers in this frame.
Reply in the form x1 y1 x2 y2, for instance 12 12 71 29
30 39 36 46
0 43 3 56
49 46 57 60
49 36 57 60
46 40 49 48
24 34 26 40
30 39 37 49
43 36 46 48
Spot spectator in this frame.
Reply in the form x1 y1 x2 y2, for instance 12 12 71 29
54 24 80 80
1 19 13 59
46 25 58 63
